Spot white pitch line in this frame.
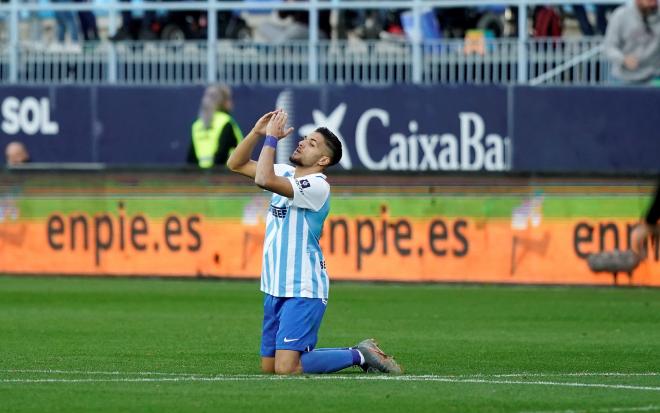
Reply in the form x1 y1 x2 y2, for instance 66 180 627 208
521 404 660 413
465 372 660 378
1 375 660 392
1 369 200 377
426 378 660 392
0 377 256 383
3 370 660 379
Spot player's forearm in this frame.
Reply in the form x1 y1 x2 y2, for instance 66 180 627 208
255 144 276 188
227 129 262 171
254 141 293 197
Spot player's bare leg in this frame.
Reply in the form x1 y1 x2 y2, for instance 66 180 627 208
261 357 275 373
274 350 302 374
263 342 402 375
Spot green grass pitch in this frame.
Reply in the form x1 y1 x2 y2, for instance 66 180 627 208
1 276 659 413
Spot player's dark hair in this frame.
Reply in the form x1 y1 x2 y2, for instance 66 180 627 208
315 127 342 167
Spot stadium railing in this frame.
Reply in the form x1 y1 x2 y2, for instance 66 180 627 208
0 0 621 85
0 38 610 85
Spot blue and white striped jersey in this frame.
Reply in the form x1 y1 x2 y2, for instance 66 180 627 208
261 164 331 299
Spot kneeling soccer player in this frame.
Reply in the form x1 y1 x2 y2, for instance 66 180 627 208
227 109 402 375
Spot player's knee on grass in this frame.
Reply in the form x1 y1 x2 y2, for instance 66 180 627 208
261 357 275 374
274 350 302 375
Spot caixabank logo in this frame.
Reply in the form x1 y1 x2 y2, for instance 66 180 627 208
298 103 511 172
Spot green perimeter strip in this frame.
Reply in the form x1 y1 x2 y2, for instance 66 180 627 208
11 194 652 220
11 184 656 196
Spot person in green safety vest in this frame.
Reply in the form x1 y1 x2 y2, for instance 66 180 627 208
188 84 244 168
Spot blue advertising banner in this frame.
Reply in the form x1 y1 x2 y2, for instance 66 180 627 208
0 86 93 163
96 86 200 164
288 85 510 172
512 86 660 173
1 84 658 173
96 86 281 164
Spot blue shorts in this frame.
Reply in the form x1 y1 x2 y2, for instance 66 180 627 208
260 294 327 357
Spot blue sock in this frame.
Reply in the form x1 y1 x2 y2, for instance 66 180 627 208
309 347 350 352
300 348 362 374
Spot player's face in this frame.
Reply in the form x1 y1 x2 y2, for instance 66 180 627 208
289 132 331 168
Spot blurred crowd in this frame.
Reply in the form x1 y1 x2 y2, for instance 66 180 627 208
1 0 632 43
1 0 657 84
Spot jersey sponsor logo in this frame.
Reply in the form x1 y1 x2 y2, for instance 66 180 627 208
294 179 309 195
283 337 300 343
270 205 288 219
